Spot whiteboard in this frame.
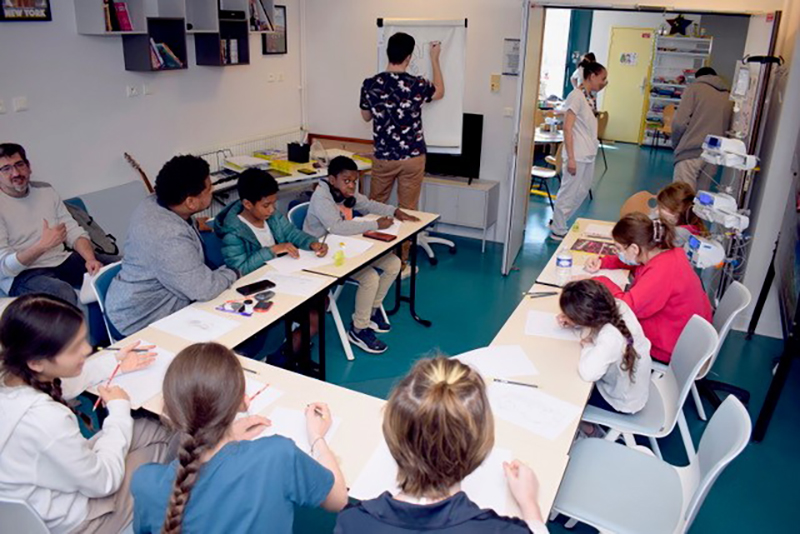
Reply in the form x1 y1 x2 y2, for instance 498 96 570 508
377 19 467 153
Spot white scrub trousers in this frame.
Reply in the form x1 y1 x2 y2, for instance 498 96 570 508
551 159 596 236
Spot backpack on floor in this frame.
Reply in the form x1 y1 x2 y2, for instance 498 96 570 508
65 204 120 256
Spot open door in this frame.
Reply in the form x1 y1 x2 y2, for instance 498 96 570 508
501 1 545 275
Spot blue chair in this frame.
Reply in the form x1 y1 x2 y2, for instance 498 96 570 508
288 202 309 229
91 262 124 342
199 220 226 270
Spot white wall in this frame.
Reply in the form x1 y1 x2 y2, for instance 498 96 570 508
0 0 303 199
304 0 525 242
589 11 702 108
541 8 571 99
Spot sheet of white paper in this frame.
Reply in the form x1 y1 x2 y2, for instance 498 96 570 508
524 310 580 342
584 224 613 239
488 382 582 441
244 377 284 416
353 215 403 236
266 235 374 273
84 342 176 408
350 440 515 515
259 273 328 297
151 308 239 343
253 407 342 455
571 265 629 289
454 345 538 379
462 447 516 516
79 273 97 304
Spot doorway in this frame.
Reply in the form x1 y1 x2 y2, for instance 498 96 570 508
501 4 777 275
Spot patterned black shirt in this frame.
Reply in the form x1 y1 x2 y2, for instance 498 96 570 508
360 72 436 161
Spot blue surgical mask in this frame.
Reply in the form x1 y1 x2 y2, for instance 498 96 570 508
617 251 639 266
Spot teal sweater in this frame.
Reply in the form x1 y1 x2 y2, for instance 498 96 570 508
214 200 317 276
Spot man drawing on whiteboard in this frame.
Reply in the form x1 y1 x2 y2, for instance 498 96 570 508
360 32 444 272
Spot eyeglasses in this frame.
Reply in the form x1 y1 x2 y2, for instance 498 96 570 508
0 160 28 176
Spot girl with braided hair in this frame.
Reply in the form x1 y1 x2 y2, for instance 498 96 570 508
584 212 712 363
657 181 708 246
558 280 652 415
0 294 174 534
131 342 347 534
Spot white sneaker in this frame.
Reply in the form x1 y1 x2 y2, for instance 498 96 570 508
401 264 419 280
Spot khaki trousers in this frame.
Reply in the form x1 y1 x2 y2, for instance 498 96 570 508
76 417 177 534
349 254 402 330
369 155 426 262
673 157 717 192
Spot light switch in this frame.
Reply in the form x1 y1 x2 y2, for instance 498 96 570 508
490 74 501 93
12 96 28 112
503 107 514 117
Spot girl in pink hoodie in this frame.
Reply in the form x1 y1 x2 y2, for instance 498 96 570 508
584 213 712 363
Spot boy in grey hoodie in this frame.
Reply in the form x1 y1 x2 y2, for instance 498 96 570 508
671 67 733 190
304 156 418 354
106 156 238 336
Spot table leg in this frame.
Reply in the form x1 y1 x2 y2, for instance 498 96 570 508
385 232 432 327
317 292 327 382
300 304 312 376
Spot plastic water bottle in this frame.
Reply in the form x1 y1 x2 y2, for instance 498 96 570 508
333 244 345 267
556 249 573 286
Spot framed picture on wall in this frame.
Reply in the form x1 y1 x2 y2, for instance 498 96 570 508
0 0 52 21
261 5 287 55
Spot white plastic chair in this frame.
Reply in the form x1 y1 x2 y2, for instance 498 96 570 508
553 396 751 534
582 315 718 460
287 201 390 361
0 498 49 534
691 281 752 421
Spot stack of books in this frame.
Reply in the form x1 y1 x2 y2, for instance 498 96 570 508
149 39 184 70
103 0 134 32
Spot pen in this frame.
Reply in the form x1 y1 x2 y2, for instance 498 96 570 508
308 404 326 419
493 378 539 389
321 228 331 245
101 347 151 353
93 362 122 411
242 367 258 374
522 291 558 298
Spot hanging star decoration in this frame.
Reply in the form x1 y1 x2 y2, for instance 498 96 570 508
666 14 692 36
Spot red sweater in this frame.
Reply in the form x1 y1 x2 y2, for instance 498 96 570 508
593 248 712 363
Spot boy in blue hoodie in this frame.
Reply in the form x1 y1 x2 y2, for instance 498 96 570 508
215 169 328 361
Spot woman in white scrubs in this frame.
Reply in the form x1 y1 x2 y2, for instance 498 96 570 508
550 61 608 240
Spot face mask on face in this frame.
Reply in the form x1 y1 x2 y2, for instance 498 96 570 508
617 248 639 266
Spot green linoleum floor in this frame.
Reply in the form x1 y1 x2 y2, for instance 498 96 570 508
300 143 798 533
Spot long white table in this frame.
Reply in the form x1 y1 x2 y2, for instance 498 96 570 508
536 217 630 289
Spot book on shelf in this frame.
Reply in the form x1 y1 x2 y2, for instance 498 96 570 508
150 38 164 69
105 0 120 32
156 43 184 69
114 2 133 31
103 1 112 32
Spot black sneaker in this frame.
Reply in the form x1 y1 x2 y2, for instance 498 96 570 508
348 327 388 354
369 309 391 333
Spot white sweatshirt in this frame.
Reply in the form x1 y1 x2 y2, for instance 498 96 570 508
578 300 653 414
0 357 133 534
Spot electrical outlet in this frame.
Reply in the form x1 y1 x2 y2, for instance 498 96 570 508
490 74 501 93
503 107 514 117
126 85 139 98
277 72 284 82
143 84 154 96
267 73 276 82
12 97 28 112
0 99 5 114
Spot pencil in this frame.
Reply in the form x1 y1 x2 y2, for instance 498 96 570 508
242 367 258 374
321 228 331 245
101 347 150 353
522 291 558 298
93 362 122 411
248 383 270 402
493 378 539 389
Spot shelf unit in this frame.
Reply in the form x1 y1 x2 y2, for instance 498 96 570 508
74 0 276 70
640 35 713 147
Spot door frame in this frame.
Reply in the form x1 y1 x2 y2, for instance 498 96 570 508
501 2 779 276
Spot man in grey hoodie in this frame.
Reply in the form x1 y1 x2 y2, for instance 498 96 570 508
105 155 239 336
671 67 733 190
